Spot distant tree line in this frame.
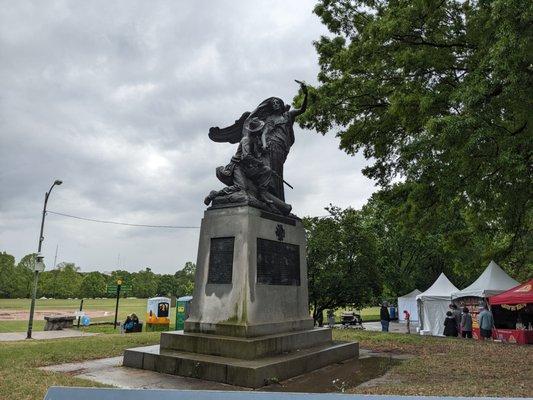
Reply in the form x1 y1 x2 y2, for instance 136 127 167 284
0 252 195 299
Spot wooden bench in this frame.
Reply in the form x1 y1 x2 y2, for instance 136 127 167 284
44 315 76 331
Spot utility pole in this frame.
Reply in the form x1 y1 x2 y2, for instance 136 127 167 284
53 244 59 269
27 179 63 339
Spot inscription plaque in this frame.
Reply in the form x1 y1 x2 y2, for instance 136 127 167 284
257 238 300 285
208 237 234 284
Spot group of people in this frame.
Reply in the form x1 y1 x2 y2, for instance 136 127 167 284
443 303 494 340
379 300 495 339
121 313 141 333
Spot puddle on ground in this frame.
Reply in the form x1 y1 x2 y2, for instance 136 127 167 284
260 356 403 393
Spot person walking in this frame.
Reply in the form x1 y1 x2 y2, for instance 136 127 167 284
478 305 494 341
443 311 458 337
461 307 473 338
380 301 391 332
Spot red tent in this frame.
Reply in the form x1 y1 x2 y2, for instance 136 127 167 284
489 279 533 305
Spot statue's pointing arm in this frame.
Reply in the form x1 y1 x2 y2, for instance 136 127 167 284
208 111 251 144
289 81 308 120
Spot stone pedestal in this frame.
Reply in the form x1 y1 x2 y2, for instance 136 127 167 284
185 206 313 337
124 206 358 388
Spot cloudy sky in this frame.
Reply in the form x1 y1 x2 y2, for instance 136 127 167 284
0 0 376 274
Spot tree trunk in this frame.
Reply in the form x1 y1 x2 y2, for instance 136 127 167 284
313 307 324 327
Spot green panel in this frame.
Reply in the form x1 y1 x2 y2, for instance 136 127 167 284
176 302 185 330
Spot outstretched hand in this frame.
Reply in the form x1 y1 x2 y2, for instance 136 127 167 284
295 79 308 94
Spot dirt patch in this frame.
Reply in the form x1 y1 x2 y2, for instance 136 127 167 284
0 309 111 321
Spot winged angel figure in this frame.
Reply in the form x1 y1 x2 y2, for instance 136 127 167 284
204 81 308 216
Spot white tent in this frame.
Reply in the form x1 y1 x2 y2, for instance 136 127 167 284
416 273 459 336
397 289 421 322
451 260 518 300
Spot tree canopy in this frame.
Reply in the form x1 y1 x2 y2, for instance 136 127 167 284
304 206 381 324
298 0 532 280
0 252 196 299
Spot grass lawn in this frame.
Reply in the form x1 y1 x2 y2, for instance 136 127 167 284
0 328 531 398
0 332 161 400
0 298 174 333
334 329 533 398
335 306 381 322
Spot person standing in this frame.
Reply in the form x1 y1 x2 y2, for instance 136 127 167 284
403 310 411 334
478 305 494 341
450 304 462 336
380 302 391 332
327 309 335 328
461 307 473 338
443 311 458 337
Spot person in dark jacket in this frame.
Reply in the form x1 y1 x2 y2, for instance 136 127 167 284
380 302 391 332
450 304 461 336
461 307 473 338
443 311 458 337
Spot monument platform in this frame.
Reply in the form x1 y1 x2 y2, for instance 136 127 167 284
124 339 358 388
123 206 358 388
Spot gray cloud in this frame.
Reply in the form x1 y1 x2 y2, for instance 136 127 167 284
0 0 376 273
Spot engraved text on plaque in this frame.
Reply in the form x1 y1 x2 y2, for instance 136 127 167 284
208 237 235 284
257 238 300 285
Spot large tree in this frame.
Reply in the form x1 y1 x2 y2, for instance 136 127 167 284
299 0 532 279
0 252 17 298
80 271 107 298
305 207 381 325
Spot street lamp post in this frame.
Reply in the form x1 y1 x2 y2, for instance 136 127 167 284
26 179 63 339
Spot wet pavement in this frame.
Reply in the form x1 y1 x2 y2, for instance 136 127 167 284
41 349 408 393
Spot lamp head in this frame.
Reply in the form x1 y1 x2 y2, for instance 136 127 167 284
54 180 63 186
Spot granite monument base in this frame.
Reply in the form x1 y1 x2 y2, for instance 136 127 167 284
123 328 358 388
123 206 358 387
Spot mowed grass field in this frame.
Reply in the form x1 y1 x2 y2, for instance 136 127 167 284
0 298 380 333
0 298 168 332
0 328 531 399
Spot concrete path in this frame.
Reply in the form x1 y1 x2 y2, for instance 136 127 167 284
0 329 99 342
361 321 419 333
41 356 249 391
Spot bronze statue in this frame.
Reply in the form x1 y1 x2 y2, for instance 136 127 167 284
204 81 308 216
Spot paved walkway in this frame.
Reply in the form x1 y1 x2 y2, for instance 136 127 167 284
362 321 419 333
0 328 99 341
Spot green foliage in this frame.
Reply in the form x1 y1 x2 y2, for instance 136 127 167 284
0 252 17 298
39 263 82 298
300 0 532 280
80 271 107 298
304 206 381 325
131 267 159 298
174 261 196 297
0 251 196 299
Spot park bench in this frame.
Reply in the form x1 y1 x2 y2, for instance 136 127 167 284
44 315 76 331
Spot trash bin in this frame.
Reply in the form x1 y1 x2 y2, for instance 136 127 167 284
175 296 193 330
389 306 397 320
146 296 171 332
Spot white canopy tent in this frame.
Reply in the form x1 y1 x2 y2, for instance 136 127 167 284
397 289 421 322
451 260 518 300
416 273 459 336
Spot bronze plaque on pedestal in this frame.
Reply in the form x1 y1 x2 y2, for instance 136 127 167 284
257 238 300 285
208 237 234 284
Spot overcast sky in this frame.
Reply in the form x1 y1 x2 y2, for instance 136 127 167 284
0 0 376 274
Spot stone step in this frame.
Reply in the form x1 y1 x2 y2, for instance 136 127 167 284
160 328 332 360
123 341 358 388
